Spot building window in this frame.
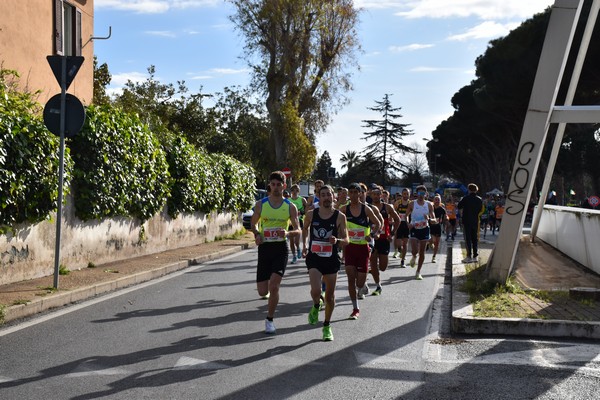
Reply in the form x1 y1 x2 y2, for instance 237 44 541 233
54 0 82 56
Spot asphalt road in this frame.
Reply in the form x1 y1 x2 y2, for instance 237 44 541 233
1 243 599 399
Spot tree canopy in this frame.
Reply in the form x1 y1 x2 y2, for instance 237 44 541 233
229 0 361 177
361 94 416 185
428 4 600 198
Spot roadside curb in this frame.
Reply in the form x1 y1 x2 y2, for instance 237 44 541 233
450 240 600 339
3 243 252 324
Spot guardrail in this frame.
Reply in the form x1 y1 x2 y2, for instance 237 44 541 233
535 205 600 275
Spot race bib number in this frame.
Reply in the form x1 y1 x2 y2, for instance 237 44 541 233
348 228 365 243
311 241 333 257
263 228 286 242
399 213 407 222
413 220 428 229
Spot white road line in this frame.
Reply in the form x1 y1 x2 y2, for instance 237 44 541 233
0 249 253 337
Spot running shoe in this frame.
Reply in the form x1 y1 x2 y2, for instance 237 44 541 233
392 251 399 258
265 319 276 334
461 257 473 263
322 325 334 341
363 283 370 295
261 292 270 299
297 249 302 259
400 259 406 268
357 291 365 300
308 305 319 325
291 255 297 264
409 256 416 268
372 286 382 296
319 296 325 311
348 309 360 319
415 273 423 280
432 256 436 263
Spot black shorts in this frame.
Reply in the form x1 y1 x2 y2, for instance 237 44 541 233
257 241 288 282
395 221 410 239
305 252 341 275
430 223 442 237
410 227 431 241
373 238 391 255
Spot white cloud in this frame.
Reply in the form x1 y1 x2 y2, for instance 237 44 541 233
144 30 177 38
209 68 250 75
447 21 520 41
389 43 434 53
188 68 249 80
95 0 169 14
393 0 554 20
95 0 220 14
110 71 148 86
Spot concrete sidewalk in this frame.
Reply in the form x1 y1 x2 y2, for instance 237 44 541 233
0 233 256 324
451 234 600 339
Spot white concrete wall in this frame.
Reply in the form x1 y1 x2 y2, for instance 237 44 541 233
0 195 244 285
536 205 600 275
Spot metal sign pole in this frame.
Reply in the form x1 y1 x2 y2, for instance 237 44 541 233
53 56 67 289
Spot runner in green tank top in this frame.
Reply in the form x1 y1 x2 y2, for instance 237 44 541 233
289 184 307 264
250 171 301 334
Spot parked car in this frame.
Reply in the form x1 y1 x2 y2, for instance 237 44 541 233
242 189 268 229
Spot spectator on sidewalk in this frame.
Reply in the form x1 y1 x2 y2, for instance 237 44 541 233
458 183 483 263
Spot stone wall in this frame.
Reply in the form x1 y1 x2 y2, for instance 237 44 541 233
0 196 244 285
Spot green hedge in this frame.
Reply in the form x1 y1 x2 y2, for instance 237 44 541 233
1 73 256 228
166 137 255 218
0 69 71 230
70 104 171 221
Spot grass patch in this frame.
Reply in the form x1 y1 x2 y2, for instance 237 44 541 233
0 304 5 325
462 263 542 318
12 299 30 306
36 286 58 297
58 264 70 275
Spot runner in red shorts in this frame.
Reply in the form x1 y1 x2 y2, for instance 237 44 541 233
339 183 381 320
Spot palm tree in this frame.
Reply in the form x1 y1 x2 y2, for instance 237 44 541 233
340 150 360 170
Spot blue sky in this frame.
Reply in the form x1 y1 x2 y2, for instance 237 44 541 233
94 0 554 172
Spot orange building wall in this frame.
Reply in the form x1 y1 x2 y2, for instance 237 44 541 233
0 0 94 105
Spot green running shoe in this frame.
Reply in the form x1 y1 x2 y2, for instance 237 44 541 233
372 287 382 296
322 325 334 341
308 305 319 325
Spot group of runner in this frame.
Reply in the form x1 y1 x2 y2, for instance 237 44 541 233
249 171 455 341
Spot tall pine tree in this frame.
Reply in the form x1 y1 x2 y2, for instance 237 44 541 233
361 94 416 185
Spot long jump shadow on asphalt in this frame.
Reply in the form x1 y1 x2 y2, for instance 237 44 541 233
2 255 595 398
0 329 320 400
211 254 597 400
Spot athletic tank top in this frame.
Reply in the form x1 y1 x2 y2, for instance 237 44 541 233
433 205 446 224
345 204 371 245
446 203 457 220
309 209 339 258
375 203 390 238
259 197 291 242
411 201 430 230
289 196 304 215
396 201 409 222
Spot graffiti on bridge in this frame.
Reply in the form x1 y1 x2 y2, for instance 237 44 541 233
506 142 535 216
